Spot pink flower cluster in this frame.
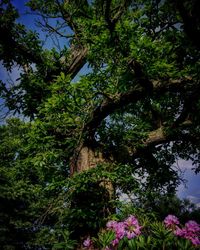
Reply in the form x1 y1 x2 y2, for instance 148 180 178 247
164 215 200 246
164 214 180 229
83 214 200 249
175 220 200 246
106 215 142 247
83 237 93 249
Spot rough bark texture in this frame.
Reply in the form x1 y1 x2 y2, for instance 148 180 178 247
70 77 194 175
67 46 88 79
70 145 106 175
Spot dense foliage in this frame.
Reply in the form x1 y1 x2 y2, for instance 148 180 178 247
81 214 200 249
0 0 200 249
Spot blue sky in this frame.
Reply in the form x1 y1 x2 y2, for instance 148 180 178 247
12 0 37 30
0 0 200 206
176 160 200 206
12 0 71 49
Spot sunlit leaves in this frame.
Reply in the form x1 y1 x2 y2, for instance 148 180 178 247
0 0 200 248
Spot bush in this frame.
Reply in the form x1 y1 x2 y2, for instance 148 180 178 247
82 214 200 249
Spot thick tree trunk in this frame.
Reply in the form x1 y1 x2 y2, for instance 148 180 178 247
70 144 106 175
70 142 114 197
69 143 114 242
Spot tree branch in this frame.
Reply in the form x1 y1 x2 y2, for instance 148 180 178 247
55 0 78 35
111 0 131 25
0 22 88 80
84 88 147 140
66 47 88 79
172 85 200 127
83 77 194 140
105 0 114 33
116 121 198 165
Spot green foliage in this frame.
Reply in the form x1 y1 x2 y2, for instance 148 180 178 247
0 0 200 249
93 230 116 249
0 118 73 249
86 213 198 250
35 227 77 250
0 0 42 69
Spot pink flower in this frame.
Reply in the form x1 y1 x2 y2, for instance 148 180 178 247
185 220 200 233
83 237 92 248
124 215 142 237
124 215 138 227
174 220 200 246
174 227 186 237
112 238 119 246
106 215 142 247
191 237 200 246
164 215 180 228
126 231 136 239
133 226 142 236
104 247 112 250
114 222 126 239
106 220 118 229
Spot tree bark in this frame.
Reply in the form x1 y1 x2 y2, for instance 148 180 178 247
70 144 107 176
70 77 195 175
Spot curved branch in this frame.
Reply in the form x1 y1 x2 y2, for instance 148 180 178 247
117 122 198 164
66 47 88 79
70 77 196 174
172 85 200 127
84 77 194 140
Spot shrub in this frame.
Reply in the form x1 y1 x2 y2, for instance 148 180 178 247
82 214 200 249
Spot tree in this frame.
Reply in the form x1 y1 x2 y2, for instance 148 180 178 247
0 0 200 248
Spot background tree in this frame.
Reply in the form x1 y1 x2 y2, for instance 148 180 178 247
0 0 200 249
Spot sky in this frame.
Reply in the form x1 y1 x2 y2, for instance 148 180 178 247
0 0 200 207
176 160 200 207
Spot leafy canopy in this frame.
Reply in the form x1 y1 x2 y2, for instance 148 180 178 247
0 0 200 248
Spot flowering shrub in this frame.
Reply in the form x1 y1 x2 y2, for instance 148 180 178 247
82 214 200 250
106 215 142 247
83 237 93 248
174 220 200 246
163 214 200 246
164 214 180 229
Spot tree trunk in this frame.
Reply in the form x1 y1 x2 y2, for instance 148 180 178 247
70 142 114 198
69 143 114 242
70 144 106 175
